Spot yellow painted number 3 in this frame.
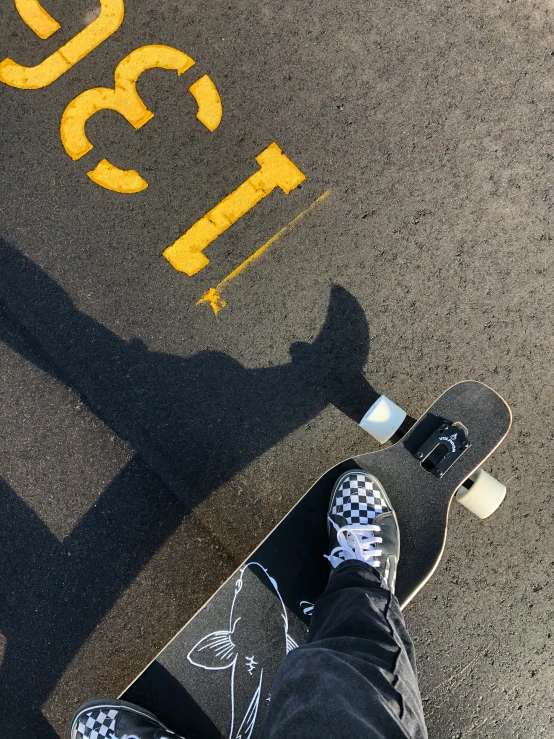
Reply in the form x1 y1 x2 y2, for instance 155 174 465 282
60 45 222 193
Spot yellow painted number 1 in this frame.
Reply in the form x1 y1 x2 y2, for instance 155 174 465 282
164 143 306 276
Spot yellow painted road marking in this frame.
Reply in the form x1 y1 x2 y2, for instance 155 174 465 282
60 45 220 193
189 74 223 131
61 45 194 160
197 190 331 316
164 143 306 276
87 159 148 193
0 0 124 89
15 0 60 40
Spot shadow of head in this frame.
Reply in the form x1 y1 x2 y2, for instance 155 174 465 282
0 238 377 507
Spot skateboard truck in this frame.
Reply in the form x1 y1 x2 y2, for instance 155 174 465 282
415 421 470 478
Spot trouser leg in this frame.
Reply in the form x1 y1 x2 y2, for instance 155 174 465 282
261 561 428 739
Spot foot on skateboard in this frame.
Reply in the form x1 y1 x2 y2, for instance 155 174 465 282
121 381 512 739
70 698 185 739
326 470 400 592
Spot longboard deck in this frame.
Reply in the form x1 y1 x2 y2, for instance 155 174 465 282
122 381 511 739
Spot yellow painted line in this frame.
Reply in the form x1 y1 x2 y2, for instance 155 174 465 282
0 0 124 89
164 143 306 276
15 0 61 40
197 189 331 316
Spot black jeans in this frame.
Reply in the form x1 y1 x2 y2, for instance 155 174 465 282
261 561 428 739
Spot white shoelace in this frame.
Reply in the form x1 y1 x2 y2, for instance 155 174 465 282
324 517 383 568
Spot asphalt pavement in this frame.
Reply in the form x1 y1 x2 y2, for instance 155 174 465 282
1 0 553 737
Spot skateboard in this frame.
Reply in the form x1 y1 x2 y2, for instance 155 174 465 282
122 381 511 739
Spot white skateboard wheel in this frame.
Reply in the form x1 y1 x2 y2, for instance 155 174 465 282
359 395 407 444
455 468 506 519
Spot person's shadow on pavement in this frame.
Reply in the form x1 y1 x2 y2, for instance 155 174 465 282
0 238 377 737
0 239 376 508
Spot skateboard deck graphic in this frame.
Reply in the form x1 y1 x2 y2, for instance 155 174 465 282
122 381 511 739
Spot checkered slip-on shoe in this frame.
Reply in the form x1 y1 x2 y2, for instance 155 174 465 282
325 469 400 592
70 699 185 739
